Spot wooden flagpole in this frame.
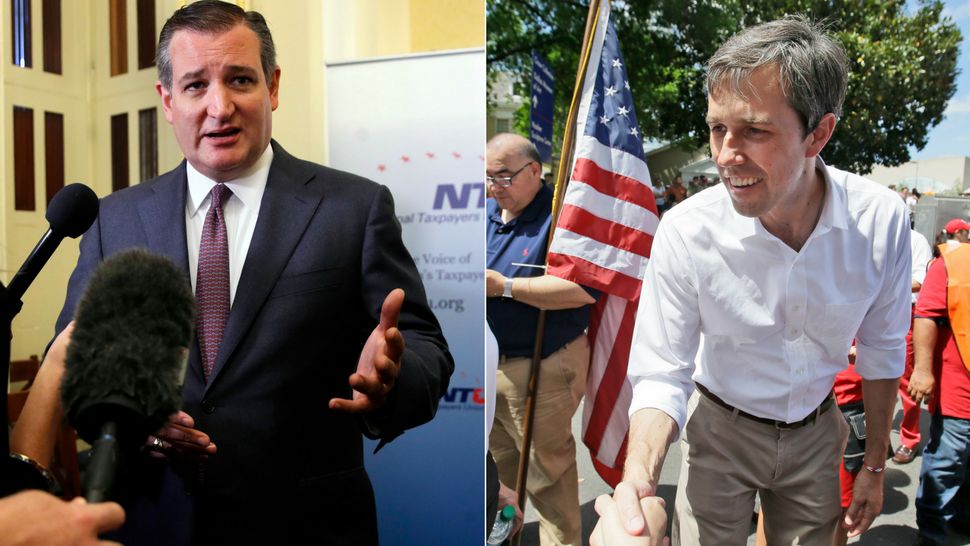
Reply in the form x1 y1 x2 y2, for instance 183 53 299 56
510 1 605 543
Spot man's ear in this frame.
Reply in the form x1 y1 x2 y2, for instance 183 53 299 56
156 81 175 124
805 112 837 158
268 66 281 111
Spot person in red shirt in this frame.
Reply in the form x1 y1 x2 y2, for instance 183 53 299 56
908 249 970 546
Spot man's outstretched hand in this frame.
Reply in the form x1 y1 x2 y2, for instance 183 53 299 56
329 289 406 413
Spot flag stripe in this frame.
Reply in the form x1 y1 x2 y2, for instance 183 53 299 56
561 177 659 237
591 371 633 464
549 252 642 302
556 204 655 258
583 295 637 452
585 294 619 393
590 438 627 486
582 293 621 431
572 136 652 193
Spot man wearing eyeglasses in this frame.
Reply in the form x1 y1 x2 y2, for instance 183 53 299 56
485 132 597 546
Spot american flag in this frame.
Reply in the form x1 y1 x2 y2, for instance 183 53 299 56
546 1 659 487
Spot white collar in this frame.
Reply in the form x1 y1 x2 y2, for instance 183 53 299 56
185 144 274 217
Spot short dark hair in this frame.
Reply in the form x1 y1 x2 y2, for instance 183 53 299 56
155 0 276 91
706 15 849 134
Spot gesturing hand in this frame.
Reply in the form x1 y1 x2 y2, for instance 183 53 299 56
145 410 217 461
329 289 406 413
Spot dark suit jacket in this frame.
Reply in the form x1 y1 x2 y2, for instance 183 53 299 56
55 142 454 545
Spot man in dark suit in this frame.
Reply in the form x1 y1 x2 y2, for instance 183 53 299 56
34 2 452 544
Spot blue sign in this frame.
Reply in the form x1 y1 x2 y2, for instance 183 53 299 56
530 51 555 163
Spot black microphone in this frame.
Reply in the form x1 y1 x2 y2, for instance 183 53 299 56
1 182 97 496
60 249 195 502
6 183 99 302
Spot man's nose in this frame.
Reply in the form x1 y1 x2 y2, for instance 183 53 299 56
206 85 235 119
715 131 744 167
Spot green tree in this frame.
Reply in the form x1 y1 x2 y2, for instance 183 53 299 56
487 0 960 174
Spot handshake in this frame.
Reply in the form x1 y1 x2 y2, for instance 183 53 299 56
591 482 668 546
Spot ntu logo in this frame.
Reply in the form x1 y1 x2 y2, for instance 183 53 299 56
433 182 485 210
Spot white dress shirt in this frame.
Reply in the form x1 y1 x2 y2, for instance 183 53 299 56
628 158 911 435
185 144 273 306
911 229 932 303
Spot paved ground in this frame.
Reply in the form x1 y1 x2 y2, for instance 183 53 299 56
515 396 970 546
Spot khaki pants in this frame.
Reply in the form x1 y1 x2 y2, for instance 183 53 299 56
673 392 848 546
489 335 589 546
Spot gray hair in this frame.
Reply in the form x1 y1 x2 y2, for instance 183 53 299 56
706 16 849 134
155 0 276 91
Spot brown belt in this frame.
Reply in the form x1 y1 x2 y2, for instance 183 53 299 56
695 383 834 430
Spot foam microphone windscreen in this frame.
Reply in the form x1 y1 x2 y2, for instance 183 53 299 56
47 183 99 238
61 249 195 444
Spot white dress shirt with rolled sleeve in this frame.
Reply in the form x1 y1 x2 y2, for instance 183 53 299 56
627 158 912 435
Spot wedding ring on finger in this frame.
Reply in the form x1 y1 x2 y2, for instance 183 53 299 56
148 435 165 451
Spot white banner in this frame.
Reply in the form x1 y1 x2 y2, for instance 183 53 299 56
326 49 485 546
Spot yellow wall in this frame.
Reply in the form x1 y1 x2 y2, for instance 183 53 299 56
410 0 484 52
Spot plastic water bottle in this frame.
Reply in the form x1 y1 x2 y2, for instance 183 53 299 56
486 504 516 544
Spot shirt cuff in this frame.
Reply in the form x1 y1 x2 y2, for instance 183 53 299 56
629 377 690 442
854 342 905 380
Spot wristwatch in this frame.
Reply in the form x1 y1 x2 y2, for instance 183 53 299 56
502 277 514 299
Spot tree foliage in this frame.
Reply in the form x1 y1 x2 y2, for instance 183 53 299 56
487 0 961 174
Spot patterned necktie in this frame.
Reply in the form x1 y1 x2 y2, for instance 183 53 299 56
197 183 232 382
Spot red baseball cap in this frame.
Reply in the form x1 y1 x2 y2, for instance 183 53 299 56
945 218 970 234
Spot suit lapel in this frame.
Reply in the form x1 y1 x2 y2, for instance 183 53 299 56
205 144 323 388
136 164 204 388
138 164 191 273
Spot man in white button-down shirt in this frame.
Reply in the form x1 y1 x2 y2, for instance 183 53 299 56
607 16 911 546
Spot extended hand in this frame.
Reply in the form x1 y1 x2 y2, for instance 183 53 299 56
907 368 935 405
844 468 884 537
329 289 405 413
611 479 657 536
146 410 217 461
0 490 125 546
590 493 668 546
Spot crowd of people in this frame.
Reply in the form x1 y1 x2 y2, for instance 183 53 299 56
652 175 719 216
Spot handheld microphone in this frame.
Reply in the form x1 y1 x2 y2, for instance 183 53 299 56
1 182 97 496
6 183 99 302
60 249 195 502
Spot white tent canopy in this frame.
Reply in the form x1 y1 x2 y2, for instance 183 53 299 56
680 157 718 180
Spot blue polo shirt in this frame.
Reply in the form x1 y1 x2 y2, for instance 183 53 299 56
486 185 595 359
